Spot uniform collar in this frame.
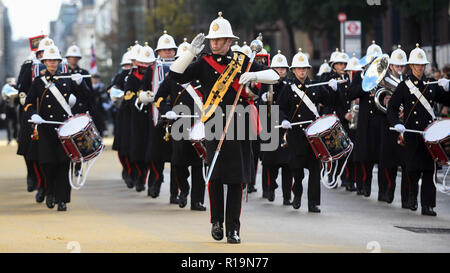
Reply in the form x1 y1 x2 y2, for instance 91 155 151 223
409 74 427 85
293 77 311 88
210 49 233 65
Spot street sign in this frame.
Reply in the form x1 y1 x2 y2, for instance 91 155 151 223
338 12 347 23
345 21 361 36
344 20 362 58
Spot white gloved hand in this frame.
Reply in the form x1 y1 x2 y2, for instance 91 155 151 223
165 110 177 120
438 78 449 92
239 72 257 85
20 96 26 106
71 73 83 85
189 33 205 56
394 124 406 134
261 92 268 102
281 120 292 129
0 113 6 120
139 91 155 105
68 94 77 108
328 79 338 91
31 114 44 125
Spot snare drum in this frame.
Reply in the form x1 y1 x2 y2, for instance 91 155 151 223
305 115 352 162
189 121 207 162
57 114 104 163
423 118 450 166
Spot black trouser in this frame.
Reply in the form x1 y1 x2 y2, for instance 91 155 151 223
41 161 71 203
406 170 436 208
134 161 147 183
208 181 243 234
173 165 205 204
25 158 36 182
261 165 268 194
148 161 179 197
340 161 356 185
382 166 409 204
359 161 384 198
265 164 293 201
291 153 321 206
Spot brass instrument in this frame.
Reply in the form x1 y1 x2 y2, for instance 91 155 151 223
348 100 359 130
374 70 400 114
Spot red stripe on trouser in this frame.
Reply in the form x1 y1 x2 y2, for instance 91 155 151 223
361 162 367 183
267 169 271 188
406 171 412 191
151 161 160 182
385 168 392 189
125 157 131 176
39 165 47 188
135 163 142 177
345 166 349 179
33 162 41 188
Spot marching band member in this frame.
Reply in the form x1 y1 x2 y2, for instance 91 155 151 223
24 45 90 211
151 39 206 211
347 41 385 199
387 44 450 216
259 50 293 204
169 12 279 243
278 48 335 213
379 45 409 206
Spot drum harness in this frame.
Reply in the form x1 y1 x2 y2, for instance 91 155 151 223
291 84 353 189
41 76 104 190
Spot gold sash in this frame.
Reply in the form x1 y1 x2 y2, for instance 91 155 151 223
201 52 245 123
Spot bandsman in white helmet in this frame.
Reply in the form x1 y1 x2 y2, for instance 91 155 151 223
321 49 355 191
16 34 50 199
175 38 190 58
231 41 240 52
239 41 251 58
169 11 279 244
259 49 293 205
378 44 409 207
387 44 450 217
278 48 336 214
141 31 179 204
23 44 90 212
110 47 135 189
317 59 332 78
124 42 156 193
347 39 388 199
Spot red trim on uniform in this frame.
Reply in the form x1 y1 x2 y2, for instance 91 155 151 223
267 168 271 188
125 156 131 176
135 163 142 177
345 165 349 180
33 162 41 188
151 161 160 182
39 165 47 188
117 153 125 169
385 168 392 189
203 55 241 93
361 162 367 183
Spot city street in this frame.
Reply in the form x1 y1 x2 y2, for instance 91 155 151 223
1 138 449 253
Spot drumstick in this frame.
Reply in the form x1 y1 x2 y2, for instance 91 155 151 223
28 119 65 125
424 81 439 86
274 120 313 129
389 127 424 135
305 79 347 88
54 75 92 80
161 115 199 118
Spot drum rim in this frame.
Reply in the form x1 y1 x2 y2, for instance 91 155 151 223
422 118 450 142
57 113 93 137
305 114 339 137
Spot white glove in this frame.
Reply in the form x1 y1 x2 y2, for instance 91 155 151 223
281 120 292 129
239 72 257 85
438 78 449 92
31 114 44 125
328 79 338 91
20 96 26 106
394 124 406 134
189 33 205 56
0 113 6 120
261 92 268 102
139 91 155 105
71 73 83 85
68 94 77 108
165 110 177 120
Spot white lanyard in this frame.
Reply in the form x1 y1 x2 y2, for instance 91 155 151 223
41 77 73 116
290 84 320 118
405 79 435 120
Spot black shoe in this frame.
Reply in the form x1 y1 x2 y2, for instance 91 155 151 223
283 199 292 206
125 176 134 189
191 202 206 211
46 195 55 209
121 170 127 181
262 190 269 199
135 177 145 192
35 188 45 203
248 184 257 193
292 196 301 210
409 198 418 211
74 169 80 177
179 193 188 208
57 202 67 211
386 193 394 204
148 181 161 198
363 188 371 197
226 230 241 244
27 177 35 192
356 188 364 195
268 190 275 202
308 205 321 213
378 194 388 202
401 202 409 209
421 206 437 216
211 222 224 241
346 183 357 192
170 195 179 204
